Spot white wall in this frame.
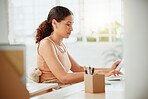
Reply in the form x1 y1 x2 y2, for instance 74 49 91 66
0 0 9 43
26 42 122 71
66 42 122 67
124 0 148 99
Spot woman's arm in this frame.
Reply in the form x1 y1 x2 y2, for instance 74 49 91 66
39 40 84 84
94 61 121 71
68 53 84 72
68 52 121 75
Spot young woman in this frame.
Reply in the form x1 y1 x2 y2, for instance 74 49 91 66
35 6 121 86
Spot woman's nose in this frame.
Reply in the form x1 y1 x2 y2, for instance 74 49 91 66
70 26 73 31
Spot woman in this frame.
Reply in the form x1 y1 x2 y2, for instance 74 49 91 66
35 6 121 86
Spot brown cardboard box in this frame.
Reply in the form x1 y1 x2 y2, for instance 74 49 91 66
84 74 105 93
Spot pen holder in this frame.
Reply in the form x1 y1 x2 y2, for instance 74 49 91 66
84 74 105 93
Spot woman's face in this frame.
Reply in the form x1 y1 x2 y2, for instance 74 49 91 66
56 15 73 38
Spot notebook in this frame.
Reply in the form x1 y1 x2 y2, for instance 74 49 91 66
115 59 124 71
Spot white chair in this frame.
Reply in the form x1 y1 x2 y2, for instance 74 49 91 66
26 68 58 97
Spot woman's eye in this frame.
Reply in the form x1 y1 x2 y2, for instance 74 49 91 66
66 24 70 26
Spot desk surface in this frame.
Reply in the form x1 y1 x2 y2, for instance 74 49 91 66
31 80 125 99
26 83 58 96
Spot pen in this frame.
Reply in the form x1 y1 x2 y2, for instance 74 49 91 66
85 70 87 74
92 67 94 75
84 66 87 74
88 66 91 75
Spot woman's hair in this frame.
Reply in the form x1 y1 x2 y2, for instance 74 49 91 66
35 6 73 43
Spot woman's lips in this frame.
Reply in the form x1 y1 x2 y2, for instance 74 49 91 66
67 32 71 35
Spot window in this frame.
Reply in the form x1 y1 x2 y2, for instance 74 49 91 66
9 0 56 44
83 0 123 43
8 0 123 44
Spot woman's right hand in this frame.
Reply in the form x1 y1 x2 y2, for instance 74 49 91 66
105 70 122 77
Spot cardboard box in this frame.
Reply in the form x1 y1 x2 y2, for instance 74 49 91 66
84 74 105 93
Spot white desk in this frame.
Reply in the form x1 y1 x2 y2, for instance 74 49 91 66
26 83 58 97
31 80 125 99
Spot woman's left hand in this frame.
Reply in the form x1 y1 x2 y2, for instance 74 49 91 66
105 70 122 77
110 60 121 70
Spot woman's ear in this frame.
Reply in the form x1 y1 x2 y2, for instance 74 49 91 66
52 19 57 29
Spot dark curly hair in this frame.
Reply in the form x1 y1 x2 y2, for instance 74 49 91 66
35 6 73 43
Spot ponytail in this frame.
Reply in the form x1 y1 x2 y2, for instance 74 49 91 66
35 6 73 44
35 20 52 43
